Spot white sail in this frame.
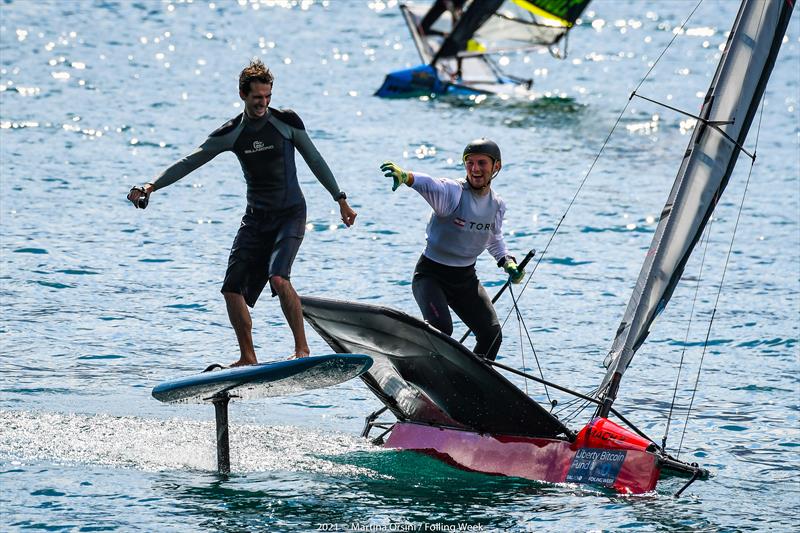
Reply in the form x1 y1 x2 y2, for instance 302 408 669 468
598 0 795 407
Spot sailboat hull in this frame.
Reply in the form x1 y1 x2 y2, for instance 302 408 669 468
374 64 507 98
376 3 535 99
385 420 662 494
375 64 455 98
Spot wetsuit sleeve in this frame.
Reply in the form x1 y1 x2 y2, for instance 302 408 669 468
410 172 461 217
292 127 341 200
486 199 510 262
149 123 236 191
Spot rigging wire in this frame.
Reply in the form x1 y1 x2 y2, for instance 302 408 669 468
515 291 530 396
677 107 765 459
494 0 707 326
553 385 600 416
676 0 769 459
560 400 593 424
662 225 713 452
509 284 550 403
553 385 600 423
484 0 708 424
630 93 755 160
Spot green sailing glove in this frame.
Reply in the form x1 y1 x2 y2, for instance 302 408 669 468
380 161 412 191
504 260 525 284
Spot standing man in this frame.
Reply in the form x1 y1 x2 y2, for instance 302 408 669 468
380 139 523 361
128 59 356 366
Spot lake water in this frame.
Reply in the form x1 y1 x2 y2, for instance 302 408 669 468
1 1 798 531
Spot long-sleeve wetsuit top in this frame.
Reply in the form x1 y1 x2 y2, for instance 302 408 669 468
149 108 341 212
411 172 509 267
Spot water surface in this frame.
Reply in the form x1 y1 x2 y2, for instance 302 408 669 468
1 1 798 531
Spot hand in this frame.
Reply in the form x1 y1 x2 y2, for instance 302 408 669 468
380 161 413 191
504 261 524 284
127 183 152 209
339 199 357 227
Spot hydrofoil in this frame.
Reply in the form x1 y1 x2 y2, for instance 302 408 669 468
152 353 373 473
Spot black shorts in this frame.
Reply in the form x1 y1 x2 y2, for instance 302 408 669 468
221 204 306 307
411 254 501 360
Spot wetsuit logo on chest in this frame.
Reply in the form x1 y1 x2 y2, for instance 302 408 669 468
454 217 493 231
244 140 275 154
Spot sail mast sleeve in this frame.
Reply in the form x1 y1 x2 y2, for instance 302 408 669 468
598 0 795 400
433 0 505 61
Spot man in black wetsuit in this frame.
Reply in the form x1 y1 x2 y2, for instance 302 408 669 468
127 59 357 366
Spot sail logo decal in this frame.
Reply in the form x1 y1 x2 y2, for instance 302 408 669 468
244 141 274 154
565 448 627 486
453 218 494 231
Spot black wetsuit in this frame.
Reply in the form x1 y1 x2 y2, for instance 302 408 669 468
150 108 343 306
408 173 510 361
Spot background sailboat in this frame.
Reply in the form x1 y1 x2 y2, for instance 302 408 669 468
376 0 591 98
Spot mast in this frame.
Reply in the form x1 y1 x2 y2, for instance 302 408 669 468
433 0 505 62
597 0 795 416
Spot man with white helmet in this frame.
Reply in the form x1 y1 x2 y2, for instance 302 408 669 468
380 138 523 360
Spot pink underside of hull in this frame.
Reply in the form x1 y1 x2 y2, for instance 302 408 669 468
385 422 661 494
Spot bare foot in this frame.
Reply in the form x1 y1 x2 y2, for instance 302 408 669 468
292 351 311 359
230 357 258 367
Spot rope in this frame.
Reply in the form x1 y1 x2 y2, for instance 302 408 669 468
553 383 601 423
509 284 551 403
676 0 768 459
484 0 713 426
560 399 594 425
662 225 712 451
515 289 529 396
493 0 708 345
677 139 762 458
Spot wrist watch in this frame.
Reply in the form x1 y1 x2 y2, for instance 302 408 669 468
335 191 347 201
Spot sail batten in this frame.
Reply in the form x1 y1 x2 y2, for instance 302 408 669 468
598 0 794 400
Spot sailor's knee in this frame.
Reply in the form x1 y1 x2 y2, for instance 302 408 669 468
476 319 501 337
477 323 502 347
222 291 244 304
489 324 502 343
269 275 290 294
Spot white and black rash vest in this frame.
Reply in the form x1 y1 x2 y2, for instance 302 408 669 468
411 172 509 267
149 107 341 212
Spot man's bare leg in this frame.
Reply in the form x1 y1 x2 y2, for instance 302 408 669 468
223 291 258 367
269 275 310 358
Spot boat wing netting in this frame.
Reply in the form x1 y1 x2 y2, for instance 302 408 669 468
302 296 571 439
